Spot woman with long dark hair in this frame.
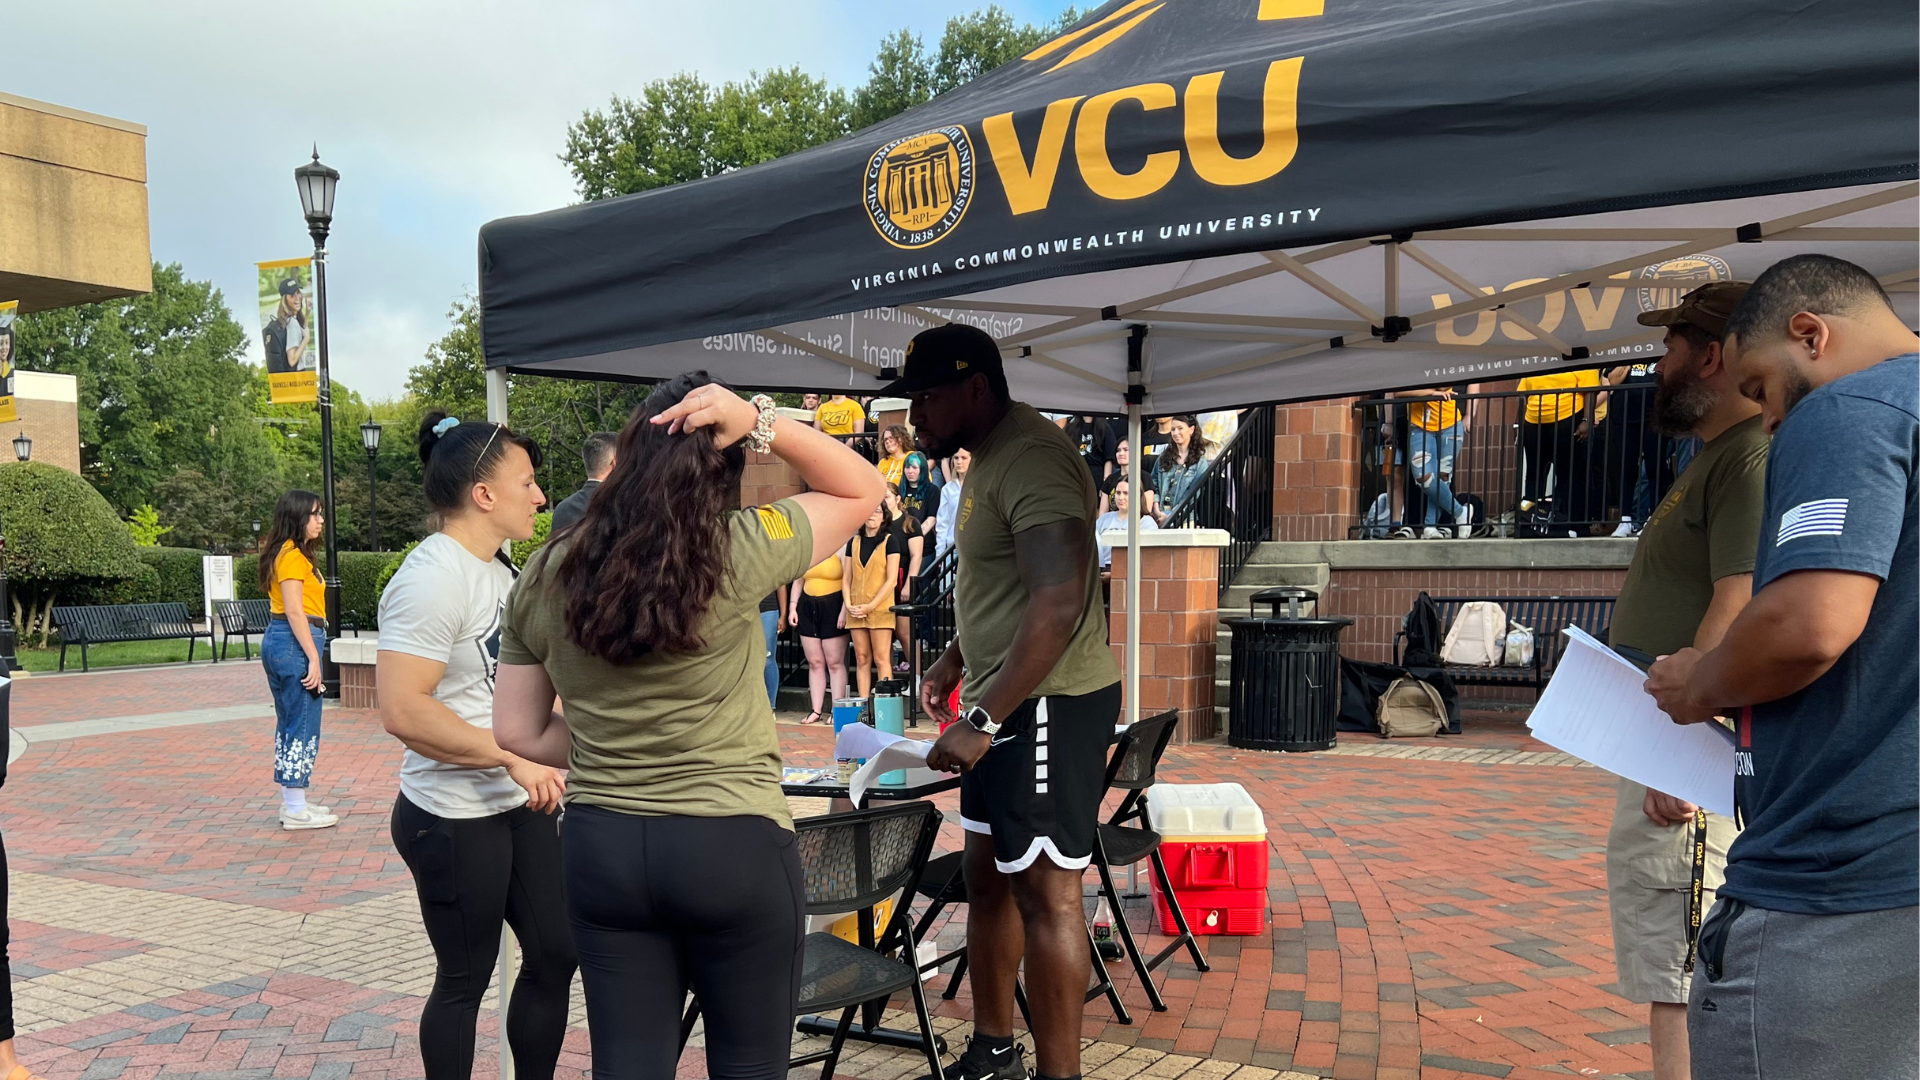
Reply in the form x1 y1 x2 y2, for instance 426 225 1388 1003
258 489 335 830
1149 414 1214 524
886 485 925 676
843 499 901 698
376 414 576 1080
491 374 881 1078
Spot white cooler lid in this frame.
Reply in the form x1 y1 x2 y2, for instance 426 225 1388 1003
1146 783 1266 837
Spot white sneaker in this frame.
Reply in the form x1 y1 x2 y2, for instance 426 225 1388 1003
1420 526 1445 539
1391 526 1416 539
1611 517 1635 538
281 807 339 831
1454 503 1476 539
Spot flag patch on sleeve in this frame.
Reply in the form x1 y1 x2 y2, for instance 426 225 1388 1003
1775 498 1848 545
755 505 795 541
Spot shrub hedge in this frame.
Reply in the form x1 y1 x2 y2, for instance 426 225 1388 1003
231 550 396 630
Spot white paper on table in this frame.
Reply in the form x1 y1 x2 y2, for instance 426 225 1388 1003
1526 626 1736 817
848 738 935 806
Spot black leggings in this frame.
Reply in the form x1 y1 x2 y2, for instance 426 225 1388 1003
390 795 577 1080
0 830 13 1043
563 806 804 1080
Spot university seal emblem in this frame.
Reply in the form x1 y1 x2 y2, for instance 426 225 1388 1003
863 126 975 250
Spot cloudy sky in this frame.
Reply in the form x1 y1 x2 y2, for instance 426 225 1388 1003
9 0 1059 400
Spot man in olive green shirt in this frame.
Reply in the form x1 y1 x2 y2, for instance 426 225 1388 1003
1607 282 1765 1080
901 323 1120 1080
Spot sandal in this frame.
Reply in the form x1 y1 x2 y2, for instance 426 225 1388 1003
801 711 823 725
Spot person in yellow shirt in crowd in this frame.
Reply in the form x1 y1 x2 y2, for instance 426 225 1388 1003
877 424 912 486
814 393 866 436
1396 383 1479 538
259 489 336 830
1516 368 1602 534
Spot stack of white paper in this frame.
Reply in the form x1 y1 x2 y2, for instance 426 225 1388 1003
1527 627 1735 817
833 723 937 806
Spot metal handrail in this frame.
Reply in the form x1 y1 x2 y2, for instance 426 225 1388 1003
1352 380 1677 538
1162 407 1276 598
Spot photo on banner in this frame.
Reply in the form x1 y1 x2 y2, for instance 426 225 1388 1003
0 301 18 424
257 258 317 404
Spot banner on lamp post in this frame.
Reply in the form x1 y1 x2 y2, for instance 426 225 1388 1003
0 301 18 425
258 258 317 404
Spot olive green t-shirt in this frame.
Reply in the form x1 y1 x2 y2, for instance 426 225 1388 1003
497 498 815 828
955 403 1121 706
1609 415 1768 656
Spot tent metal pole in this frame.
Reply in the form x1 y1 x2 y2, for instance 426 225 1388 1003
1126 326 1146 728
486 368 510 425
483 364 517 1080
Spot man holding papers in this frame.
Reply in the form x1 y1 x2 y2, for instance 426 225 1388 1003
1604 282 1765 1080
1646 255 1919 1080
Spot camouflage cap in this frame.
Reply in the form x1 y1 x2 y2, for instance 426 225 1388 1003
1635 280 1751 338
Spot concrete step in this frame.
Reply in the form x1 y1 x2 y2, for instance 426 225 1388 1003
1229 561 1331 586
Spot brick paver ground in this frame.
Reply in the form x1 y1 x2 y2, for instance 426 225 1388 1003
2 663 1651 1080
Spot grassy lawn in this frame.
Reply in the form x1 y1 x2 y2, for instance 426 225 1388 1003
14 639 236 673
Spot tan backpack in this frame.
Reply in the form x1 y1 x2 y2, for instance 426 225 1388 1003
1376 677 1448 738
1441 601 1505 666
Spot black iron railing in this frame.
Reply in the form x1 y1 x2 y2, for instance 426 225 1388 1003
1163 407 1276 598
1352 382 1683 538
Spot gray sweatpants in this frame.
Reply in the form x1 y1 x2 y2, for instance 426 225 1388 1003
1689 900 1918 1080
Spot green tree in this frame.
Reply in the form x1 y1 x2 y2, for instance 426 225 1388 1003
0 462 146 644
9 263 274 516
408 298 653 504
562 5 1079 199
126 504 171 546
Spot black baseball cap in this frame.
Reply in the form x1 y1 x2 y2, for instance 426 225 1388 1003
880 322 1004 396
278 277 303 297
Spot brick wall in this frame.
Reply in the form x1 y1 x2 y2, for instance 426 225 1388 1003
11 395 79 473
741 449 804 508
1320 566 1627 663
1109 542 1221 744
1271 399 1360 542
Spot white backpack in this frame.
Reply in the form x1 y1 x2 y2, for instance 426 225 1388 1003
1441 601 1506 666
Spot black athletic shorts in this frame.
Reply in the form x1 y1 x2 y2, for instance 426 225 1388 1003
795 591 846 639
960 681 1120 873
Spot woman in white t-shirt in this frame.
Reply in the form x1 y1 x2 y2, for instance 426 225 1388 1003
376 412 575 1080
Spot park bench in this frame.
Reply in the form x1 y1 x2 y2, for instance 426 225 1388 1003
213 599 272 661
1394 594 1616 698
50 602 215 672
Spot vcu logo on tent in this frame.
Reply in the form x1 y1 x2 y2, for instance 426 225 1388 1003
863 126 976 249
1638 255 1731 314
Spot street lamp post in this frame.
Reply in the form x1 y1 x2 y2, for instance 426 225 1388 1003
295 147 342 698
0 432 29 673
360 417 382 552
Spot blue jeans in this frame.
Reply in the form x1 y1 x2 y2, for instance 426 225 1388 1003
1408 423 1464 524
262 619 323 788
761 610 780 708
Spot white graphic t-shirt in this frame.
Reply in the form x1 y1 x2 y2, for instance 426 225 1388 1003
377 532 525 818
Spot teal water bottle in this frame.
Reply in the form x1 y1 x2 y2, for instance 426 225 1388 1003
872 683 906 786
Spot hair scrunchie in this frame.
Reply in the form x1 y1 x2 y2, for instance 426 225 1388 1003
432 416 460 437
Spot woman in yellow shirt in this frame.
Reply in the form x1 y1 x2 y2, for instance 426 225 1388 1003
876 424 912 486
258 489 335 830
788 552 850 724
842 503 901 699
1516 369 1601 531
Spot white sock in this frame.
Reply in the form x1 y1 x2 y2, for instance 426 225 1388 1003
283 787 307 814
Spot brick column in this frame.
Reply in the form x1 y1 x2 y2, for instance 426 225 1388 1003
1271 399 1362 541
741 449 805 509
1105 528 1228 744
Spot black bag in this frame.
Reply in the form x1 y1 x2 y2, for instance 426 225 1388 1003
1401 591 1445 668
1343 657 1462 734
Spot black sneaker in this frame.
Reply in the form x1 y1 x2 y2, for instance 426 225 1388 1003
934 1038 1029 1080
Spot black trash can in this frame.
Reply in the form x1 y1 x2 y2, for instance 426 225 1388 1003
1227 587 1353 752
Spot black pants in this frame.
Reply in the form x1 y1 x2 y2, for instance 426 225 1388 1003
390 795 576 1080
563 807 804 1080
0 831 12 1043
1520 416 1580 516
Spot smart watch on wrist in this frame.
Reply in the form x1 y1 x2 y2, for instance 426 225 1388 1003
963 705 1001 736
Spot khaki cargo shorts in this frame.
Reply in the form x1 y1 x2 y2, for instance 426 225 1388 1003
1604 777 1738 1004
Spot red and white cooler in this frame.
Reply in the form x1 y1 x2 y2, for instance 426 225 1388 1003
1146 783 1268 936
